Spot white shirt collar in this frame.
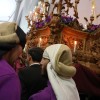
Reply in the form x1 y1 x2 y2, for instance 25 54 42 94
30 63 40 66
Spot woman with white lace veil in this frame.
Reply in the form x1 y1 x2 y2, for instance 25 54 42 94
29 44 80 100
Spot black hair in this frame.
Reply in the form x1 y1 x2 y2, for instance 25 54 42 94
16 26 26 49
28 47 44 62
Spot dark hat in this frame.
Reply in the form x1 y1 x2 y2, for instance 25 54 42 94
0 22 26 58
28 47 44 62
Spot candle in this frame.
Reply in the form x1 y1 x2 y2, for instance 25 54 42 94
43 3 45 14
44 0 48 2
91 0 96 18
38 1 42 6
33 12 38 21
84 24 87 29
38 38 42 47
28 11 32 19
73 41 77 53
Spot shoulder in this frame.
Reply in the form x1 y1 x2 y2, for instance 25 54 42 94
18 64 41 75
0 59 16 76
18 66 31 74
29 83 56 100
29 87 51 100
18 65 42 81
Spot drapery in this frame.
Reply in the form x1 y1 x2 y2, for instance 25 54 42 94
14 0 38 33
73 63 100 96
13 0 23 22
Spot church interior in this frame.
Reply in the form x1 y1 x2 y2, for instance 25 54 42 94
0 0 100 100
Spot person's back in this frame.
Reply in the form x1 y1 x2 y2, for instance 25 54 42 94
0 22 26 100
28 44 80 100
29 81 56 100
0 59 21 100
18 47 48 100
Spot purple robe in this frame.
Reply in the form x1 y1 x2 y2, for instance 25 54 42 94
0 59 21 100
28 81 56 100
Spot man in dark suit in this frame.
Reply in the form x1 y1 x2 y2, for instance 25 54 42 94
18 47 48 100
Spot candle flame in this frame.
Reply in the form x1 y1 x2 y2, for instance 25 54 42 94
74 41 77 45
39 38 42 42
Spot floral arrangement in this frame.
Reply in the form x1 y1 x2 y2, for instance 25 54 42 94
84 16 100 34
35 16 51 29
61 16 84 30
60 15 100 34
86 24 100 33
61 16 74 25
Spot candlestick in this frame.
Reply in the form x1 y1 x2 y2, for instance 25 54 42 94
91 0 96 18
73 41 77 53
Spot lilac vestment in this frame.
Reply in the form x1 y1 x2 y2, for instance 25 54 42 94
29 81 56 100
0 59 21 100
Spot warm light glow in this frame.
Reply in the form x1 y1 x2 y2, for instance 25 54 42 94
74 41 77 45
38 37 42 47
73 41 77 53
84 24 87 29
39 38 42 42
92 6 95 9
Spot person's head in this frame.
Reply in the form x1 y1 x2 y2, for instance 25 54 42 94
0 22 26 66
41 44 76 78
27 47 44 65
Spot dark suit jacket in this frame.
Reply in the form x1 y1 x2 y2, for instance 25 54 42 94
18 64 48 100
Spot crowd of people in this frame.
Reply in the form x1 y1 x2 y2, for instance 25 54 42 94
0 22 100 100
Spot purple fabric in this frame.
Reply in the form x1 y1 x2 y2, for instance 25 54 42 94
28 81 56 100
0 59 21 100
73 63 100 96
